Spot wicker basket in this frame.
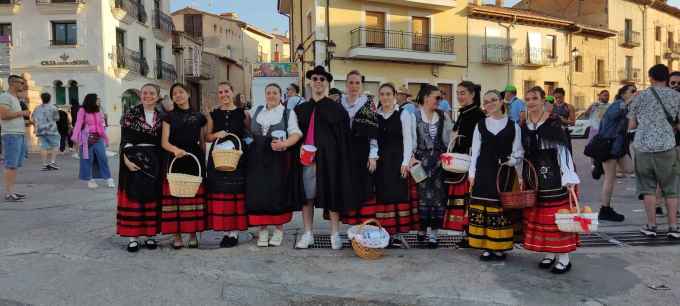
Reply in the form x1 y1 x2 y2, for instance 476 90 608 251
555 188 599 234
167 152 203 198
498 158 538 209
351 219 386 260
441 137 471 173
212 133 243 172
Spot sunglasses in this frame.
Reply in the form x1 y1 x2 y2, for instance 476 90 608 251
311 77 326 82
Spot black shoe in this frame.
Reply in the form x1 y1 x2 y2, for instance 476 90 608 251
219 236 239 248
539 257 555 269
387 237 404 249
656 206 664 216
144 239 158 250
598 206 625 222
550 262 572 274
13 193 26 199
4 194 23 202
47 163 60 170
480 251 494 261
591 163 603 180
41 165 51 171
127 241 140 253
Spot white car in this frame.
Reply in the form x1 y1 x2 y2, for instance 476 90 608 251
568 111 591 138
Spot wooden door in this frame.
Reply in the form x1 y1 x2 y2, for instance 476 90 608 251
366 11 385 48
412 17 430 51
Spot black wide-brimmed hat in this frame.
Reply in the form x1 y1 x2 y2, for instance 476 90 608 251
305 65 333 82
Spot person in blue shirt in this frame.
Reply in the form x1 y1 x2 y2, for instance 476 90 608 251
438 91 452 113
397 85 417 114
503 84 526 123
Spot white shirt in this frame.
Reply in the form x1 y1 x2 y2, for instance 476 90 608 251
255 104 302 136
342 95 379 159
377 105 416 166
418 108 452 146
144 111 155 126
469 116 524 178
286 96 304 110
526 120 580 186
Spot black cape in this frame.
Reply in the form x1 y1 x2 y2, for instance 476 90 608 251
294 97 355 212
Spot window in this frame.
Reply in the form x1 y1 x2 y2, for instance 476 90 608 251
257 45 263 62
139 37 145 59
67 80 78 107
0 23 10 41
546 35 556 58
624 19 632 34
523 80 536 93
184 14 202 38
596 59 606 84
51 21 77 45
668 31 674 48
116 28 125 47
575 55 583 72
656 26 662 41
412 17 430 52
54 80 66 105
366 11 386 48
156 45 163 79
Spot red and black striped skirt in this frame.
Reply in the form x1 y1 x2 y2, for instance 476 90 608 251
207 192 248 231
160 182 206 234
523 196 579 253
341 195 381 225
442 179 470 231
116 191 159 237
376 180 420 235
248 213 293 227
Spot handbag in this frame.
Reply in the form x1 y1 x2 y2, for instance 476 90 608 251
584 134 612 162
87 132 101 145
650 87 680 146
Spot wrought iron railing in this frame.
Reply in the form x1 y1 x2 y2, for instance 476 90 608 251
36 0 86 4
618 68 641 83
153 9 174 33
350 27 455 54
0 0 21 5
116 45 148 76
481 44 512 64
618 30 641 47
114 0 146 23
514 47 556 66
183 58 213 79
156 60 176 82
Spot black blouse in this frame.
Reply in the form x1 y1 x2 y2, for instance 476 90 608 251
162 106 207 152
453 103 485 154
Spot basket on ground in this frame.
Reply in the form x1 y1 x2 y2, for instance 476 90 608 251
555 188 599 233
167 152 203 198
212 133 243 172
441 137 471 173
347 219 390 260
498 158 538 209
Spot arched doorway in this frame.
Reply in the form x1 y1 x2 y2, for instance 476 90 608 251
121 89 140 114
68 80 79 106
54 80 66 105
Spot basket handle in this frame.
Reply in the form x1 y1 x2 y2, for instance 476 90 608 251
168 152 202 177
358 218 383 232
568 187 581 214
496 158 538 194
218 133 242 151
447 135 470 154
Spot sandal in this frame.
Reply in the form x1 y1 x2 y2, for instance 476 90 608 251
550 262 572 274
127 240 140 253
539 257 555 269
144 239 158 250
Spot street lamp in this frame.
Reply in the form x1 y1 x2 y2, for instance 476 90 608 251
571 48 580 58
325 40 336 70
295 43 304 62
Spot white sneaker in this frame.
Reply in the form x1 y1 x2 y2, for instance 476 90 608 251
106 178 116 188
257 230 269 247
330 233 343 250
87 180 98 189
295 232 314 249
72 153 79 159
269 229 284 247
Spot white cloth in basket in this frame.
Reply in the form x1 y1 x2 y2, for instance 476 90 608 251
214 140 236 151
347 225 390 249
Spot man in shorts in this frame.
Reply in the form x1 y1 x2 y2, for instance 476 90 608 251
31 92 61 171
0 75 29 202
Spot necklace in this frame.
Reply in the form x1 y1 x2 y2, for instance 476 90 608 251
528 111 545 127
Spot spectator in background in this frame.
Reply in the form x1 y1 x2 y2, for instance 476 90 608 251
31 93 61 171
585 90 610 141
70 98 80 159
17 85 30 159
328 88 342 102
71 94 114 189
669 71 680 91
503 84 526 123
57 107 71 153
396 85 417 114
628 64 679 239
0 75 29 202
285 83 304 110
438 91 452 113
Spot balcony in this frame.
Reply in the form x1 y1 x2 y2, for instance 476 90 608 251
111 0 147 25
619 68 641 84
0 0 21 15
184 58 213 80
514 47 556 67
618 30 641 48
36 0 85 14
152 9 173 41
349 27 456 64
593 70 609 87
365 0 455 10
664 42 680 59
115 45 149 79
481 44 512 65
156 60 176 83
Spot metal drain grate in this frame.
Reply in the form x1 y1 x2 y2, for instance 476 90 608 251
296 232 463 249
604 231 680 246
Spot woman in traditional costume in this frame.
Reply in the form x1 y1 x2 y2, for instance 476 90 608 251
373 83 418 241
116 84 163 252
442 82 485 242
246 83 303 247
412 84 452 248
160 83 207 249
522 86 580 274
467 90 523 260
205 82 250 248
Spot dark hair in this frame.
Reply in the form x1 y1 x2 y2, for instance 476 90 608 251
379 83 396 95
82 94 100 113
527 86 546 99
615 85 636 101
599 89 609 95
458 81 481 106
553 87 566 95
265 83 282 95
416 84 440 105
483 90 505 114
218 81 234 91
40 92 51 104
329 88 342 96
235 93 245 108
142 83 161 97
8 75 23 83
671 71 680 79
170 83 189 100
346 70 365 83
649 64 670 82
289 83 300 94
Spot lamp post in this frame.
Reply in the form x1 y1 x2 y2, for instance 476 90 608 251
325 40 336 72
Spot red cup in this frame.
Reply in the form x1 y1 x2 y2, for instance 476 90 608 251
300 145 317 166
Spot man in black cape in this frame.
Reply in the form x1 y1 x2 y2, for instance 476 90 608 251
294 66 354 250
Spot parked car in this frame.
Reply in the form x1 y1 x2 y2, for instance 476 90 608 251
568 111 591 138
